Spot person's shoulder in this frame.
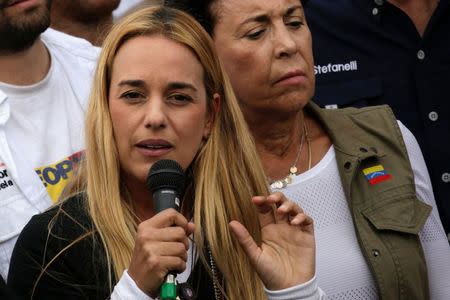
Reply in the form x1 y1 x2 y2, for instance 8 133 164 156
333 104 393 116
319 103 396 123
8 194 108 298
9 193 92 271
41 29 100 107
311 102 404 148
46 193 92 233
41 28 100 63
19 193 90 241
338 105 401 136
7 193 90 283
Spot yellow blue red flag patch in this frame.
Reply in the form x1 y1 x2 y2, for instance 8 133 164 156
363 164 392 185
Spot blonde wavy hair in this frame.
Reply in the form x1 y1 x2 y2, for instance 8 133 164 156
64 5 269 299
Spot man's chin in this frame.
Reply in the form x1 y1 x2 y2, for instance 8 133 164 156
0 7 50 52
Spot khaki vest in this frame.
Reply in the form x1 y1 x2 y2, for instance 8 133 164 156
306 102 431 300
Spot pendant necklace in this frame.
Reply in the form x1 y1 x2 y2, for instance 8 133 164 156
269 122 310 189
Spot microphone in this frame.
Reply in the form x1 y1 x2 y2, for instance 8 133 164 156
146 159 186 300
147 159 185 214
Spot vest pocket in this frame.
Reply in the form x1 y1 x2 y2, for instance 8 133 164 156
361 192 432 235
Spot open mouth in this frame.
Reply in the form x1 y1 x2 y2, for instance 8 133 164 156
137 145 172 150
135 143 173 157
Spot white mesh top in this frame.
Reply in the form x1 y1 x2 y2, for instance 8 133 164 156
272 121 450 299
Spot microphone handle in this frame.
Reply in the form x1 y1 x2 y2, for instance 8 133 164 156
154 189 181 300
161 274 177 300
153 189 181 214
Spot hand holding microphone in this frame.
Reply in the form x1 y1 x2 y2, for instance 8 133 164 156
128 160 194 299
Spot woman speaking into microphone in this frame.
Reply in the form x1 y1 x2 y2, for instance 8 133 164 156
7 6 319 300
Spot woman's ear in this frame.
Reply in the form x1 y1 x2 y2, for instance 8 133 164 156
204 93 220 138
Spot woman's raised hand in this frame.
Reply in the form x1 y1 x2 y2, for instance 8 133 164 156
128 209 195 297
229 191 315 291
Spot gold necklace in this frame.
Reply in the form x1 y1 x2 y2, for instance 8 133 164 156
269 122 311 189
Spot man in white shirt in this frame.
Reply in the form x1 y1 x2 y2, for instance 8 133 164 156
0 0 99 279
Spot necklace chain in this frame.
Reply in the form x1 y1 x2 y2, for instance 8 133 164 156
269 122 311 189
208 248 223 300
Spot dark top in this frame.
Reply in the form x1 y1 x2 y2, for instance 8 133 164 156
7 194 215 299
304 0 450 234
1 274 18 300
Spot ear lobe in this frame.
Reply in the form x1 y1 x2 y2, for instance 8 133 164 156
204 93 220 137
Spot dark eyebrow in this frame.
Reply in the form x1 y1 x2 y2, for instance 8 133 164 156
118 79 145 87
168 82 198 92
286 5 302 16
241 14 269 26
241 5 303 26
116 80 197 92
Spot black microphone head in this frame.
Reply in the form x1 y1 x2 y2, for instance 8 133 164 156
146 159 185 196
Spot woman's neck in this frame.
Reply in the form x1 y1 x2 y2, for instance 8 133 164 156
246 109 306 180
124 177 155 222
250 112 303 156
245 107 332 181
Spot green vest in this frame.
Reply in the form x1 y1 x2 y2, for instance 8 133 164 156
306 102 432 300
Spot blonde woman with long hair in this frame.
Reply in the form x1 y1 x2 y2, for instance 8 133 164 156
7 6 318 300
164 1 450 299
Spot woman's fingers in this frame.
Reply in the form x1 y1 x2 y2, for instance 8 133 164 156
136 210 194 250
252 192 284 226
186 221 195 236
128 210 194 297
130 254 188 296
137 226 190 249
290 212 314 233
229 220 261 266
157 256 188 274
148 241 189 260
142 208 190 231
277 198 302 214
142 241 189 266
230 208 316 291
253 191 304 226
232 191 315 291
276 199 313 234
132 241 189 275
277 199 303 218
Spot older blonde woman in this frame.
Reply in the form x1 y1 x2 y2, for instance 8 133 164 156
7 6 318 300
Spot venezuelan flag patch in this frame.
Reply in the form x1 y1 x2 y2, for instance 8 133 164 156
363 165 392 185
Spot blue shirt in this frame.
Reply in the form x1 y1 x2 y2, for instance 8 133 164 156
304 0 450 234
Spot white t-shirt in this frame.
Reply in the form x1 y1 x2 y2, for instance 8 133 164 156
0 28 99 279
272 121 450 299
